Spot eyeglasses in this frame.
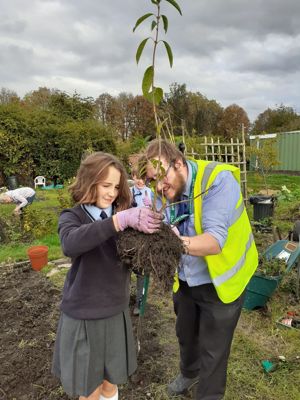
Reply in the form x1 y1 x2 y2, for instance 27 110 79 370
145 162 173 188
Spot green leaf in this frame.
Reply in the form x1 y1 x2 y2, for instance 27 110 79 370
153 87 163 105
142 67 163 105
144 87 163 105
161 15 168 33
142 66 154 98
151 0 158 4
162 41 173 67
136 38 150 64
165 0 182 15
152 159 160 169
151 20 157 31
133 13 153 32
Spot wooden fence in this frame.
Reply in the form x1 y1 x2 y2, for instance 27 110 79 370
185 133 248 201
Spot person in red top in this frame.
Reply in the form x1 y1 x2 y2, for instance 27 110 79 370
52 152 162 400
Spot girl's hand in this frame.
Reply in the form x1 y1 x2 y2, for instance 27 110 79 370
115 207 162 234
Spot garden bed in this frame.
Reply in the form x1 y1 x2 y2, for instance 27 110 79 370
0 261 178 400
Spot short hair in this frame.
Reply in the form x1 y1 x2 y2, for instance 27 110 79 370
0 193 10 203
138 139 186 178
69 152 131 211
143 139 186 164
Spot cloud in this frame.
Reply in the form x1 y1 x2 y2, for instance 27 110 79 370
0 0 299 121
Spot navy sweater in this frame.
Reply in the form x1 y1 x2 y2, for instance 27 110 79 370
58 205 130 319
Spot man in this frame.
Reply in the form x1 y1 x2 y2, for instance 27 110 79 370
142 139 258 400
0 187 36 215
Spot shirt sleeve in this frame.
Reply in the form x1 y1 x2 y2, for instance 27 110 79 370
202 170 241 249
13 195 28 208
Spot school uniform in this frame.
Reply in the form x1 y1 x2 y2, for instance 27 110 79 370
52 204 137 397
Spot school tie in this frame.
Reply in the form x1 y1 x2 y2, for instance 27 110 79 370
100 210 108 220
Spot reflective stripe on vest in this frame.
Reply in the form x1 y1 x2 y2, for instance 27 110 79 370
212 232 254 287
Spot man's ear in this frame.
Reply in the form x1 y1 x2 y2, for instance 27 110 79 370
174 158 184 171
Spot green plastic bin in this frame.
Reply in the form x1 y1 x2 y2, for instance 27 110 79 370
243 239 300 310
243 274 281 310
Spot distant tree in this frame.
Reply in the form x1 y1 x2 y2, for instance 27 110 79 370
165 82 190 134
191 93 223 136
218 104 250 139
0 88 19 104
0 103 33 178
0 99 116 183
23 89 97 120
247 138 280 194
165 83 223 136
128 95 155 137
252 105 300 134
23 87 53 110
49 91 96 121
116 92 135 140
95 93 116 125
56 120 117 179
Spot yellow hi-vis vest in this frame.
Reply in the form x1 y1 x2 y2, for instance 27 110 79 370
173 160 258 304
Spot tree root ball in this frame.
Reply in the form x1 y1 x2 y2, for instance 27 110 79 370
117 224 184 291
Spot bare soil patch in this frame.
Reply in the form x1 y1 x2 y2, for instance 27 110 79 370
0 261 178 400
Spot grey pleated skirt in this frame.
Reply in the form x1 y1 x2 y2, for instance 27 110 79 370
52 308 137 397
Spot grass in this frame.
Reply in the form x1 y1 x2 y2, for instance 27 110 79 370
247 172 300 237
247 171 300 192
0 188 66 263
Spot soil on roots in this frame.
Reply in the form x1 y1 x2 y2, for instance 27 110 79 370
117 224 184 291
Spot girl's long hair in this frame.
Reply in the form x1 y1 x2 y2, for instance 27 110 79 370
69 152 131 211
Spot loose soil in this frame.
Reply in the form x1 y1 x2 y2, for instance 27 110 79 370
117 224 184 291
0 261 180 400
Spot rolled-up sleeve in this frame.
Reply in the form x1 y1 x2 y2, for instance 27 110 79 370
13 195 28 208
202 171 241 249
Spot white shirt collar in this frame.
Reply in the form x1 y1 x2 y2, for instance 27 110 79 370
84 204 112 220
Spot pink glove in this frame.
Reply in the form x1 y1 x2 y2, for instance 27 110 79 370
142 194 152 207
116 207 162 234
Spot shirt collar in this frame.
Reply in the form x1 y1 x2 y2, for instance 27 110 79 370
84 204 112 220
183 160 194 198
133 185 145 193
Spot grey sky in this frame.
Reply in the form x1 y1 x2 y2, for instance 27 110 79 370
0 0 299 121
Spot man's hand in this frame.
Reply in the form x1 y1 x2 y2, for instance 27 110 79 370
13 208 22 215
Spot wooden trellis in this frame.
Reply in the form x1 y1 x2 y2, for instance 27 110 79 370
185 133 248 201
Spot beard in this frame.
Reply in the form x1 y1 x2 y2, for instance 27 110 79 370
161 170 186 202
173 171 186 201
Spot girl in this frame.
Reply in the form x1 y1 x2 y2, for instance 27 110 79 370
52 152 162 400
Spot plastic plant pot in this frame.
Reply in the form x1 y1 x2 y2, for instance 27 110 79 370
27 245 49 271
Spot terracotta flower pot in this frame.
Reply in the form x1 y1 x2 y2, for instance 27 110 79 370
27 245 49 271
